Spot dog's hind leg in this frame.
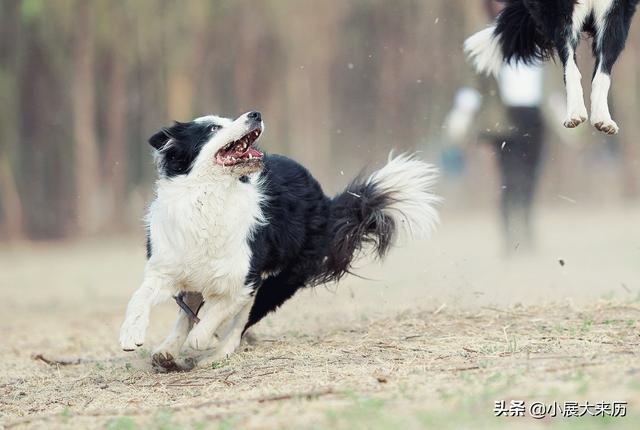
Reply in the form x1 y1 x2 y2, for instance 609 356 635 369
244 269 307 329
184 288 254 352
591 65 618 135
557 31 588 128
590 9 628 135
194 300 255 368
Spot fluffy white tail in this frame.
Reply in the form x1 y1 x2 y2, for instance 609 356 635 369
321 153 440 284
464 26 503 77
366 153 440 239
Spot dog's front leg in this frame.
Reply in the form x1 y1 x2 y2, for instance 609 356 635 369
151 292 203 372
120 271 174 351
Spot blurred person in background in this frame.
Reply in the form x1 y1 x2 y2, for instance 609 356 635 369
493 61 545 254
444 0 546 255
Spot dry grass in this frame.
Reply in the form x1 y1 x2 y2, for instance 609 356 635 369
1 208 639 429
2 303 640 429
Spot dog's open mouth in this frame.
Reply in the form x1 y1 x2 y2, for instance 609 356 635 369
215 128 264 166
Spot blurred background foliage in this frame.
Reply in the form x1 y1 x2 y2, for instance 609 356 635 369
0 0 638 240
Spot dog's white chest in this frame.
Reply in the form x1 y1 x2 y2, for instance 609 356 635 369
148 178 264 293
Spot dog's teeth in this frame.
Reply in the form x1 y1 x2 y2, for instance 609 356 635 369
249 154 253 159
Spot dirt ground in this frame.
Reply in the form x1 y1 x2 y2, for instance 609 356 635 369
1 207 639 429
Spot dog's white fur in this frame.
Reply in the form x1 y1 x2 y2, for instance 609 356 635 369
588 0 618 134
563 44 589 128
464 26 503 77
367 153 440 239
119 112 265 356
591 67 617 133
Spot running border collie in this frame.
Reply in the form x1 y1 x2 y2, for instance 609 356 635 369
119 111 439 371
465 0 639 135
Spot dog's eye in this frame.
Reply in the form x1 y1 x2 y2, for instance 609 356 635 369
211 124 222 132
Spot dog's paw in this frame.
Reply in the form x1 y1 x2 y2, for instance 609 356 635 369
592 118 619 135
563 104 588 129
212 337 242 361
119 318 147 351
563 114 587 129
214 350 236 362
151 352 178 372
152 336 183 359
185 326 218 351
151 352 195 373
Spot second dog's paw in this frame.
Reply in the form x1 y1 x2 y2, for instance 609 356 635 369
563 114 587 129
592 118 619 135
563 104 588 129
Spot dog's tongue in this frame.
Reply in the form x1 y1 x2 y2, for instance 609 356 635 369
247 147 263 158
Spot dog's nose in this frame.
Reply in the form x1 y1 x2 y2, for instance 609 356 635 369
248 111 262 122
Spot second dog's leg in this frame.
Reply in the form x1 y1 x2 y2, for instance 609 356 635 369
590 13 626 135
559 41 588 128
591 67 617 134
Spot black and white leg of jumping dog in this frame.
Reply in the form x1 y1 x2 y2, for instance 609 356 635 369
590 6 632 135
556 24 588 129
119 111 440 371
464 0 639 135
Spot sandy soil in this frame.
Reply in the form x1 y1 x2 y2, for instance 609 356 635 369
1 207 639 429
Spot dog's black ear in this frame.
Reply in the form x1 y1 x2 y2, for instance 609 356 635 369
148 128 172 150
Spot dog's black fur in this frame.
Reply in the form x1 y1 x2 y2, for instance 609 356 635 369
495 0 638 75
244 156 398 328
149 121 224 179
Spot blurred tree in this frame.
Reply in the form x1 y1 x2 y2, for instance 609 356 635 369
95 0 130 229
72 0 102 234
0 0 24 240
0 0 637 241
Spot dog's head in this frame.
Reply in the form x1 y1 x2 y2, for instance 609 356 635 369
149 111 265 179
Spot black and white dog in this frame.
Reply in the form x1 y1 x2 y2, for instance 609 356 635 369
465 0 638 135
119 111 439 370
